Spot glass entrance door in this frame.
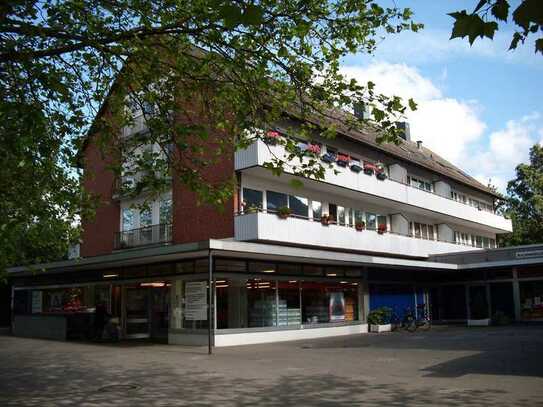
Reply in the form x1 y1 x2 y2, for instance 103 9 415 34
124 286 150 339
468 285 489 320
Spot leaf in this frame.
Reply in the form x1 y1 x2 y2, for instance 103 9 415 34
491 0 510 22
242 5 264 26
512 0 542 31
408 98 417 111
219 4 243 28
289 179 304 189
536 38 543 55
474 0 488 13
509 32 523 50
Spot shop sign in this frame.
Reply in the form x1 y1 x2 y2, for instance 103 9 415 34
516 250 543 259
31 291 42 314
185 282 207 321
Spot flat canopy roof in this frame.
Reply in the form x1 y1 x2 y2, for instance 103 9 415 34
8 240 543 277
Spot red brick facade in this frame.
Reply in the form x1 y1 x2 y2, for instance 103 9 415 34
80 137 120 257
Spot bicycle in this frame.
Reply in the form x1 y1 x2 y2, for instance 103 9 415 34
390 304 431 332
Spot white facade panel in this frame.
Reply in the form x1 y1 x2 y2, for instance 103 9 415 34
235 212 478 258
234 141 512 233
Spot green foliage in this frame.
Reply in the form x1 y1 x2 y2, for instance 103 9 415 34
449 0 543 54
0 1 422 275
367 307 392 325
500 144 543 246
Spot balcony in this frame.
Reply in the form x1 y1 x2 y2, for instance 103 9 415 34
114 224 172 250
235 211 479 258
235 140 512 233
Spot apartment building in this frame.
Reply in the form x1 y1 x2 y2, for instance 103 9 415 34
10 100 542 348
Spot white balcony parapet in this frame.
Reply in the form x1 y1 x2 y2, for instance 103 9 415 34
235 212 479 258
235 140 513 233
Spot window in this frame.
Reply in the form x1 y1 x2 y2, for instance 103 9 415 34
337 206 346 225
140 208 152 227
408 176 433 192
377 215 387 230
122 208 135 231
278 281 301 326
414 223 422 238
329 204 338 223
302 281 359 324
267 190 288 212
413 222 435 239
159 198 172 224
289 195 308 217
325 145 337 158
366 213 377 230
428 225 435 240
311 200 322 220
354 210 364 224
242 188 263 212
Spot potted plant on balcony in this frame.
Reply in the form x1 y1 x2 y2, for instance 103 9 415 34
355 221 365 231
363 162 376 175
321 151 336 164
336 153 350 167
368 307 392 333
242 201 260 214
377 224 387 234
375 164 387 180
277 206 292 219
263 130 280 145
350 162 363 173
321 214 331 226
305 143 321 155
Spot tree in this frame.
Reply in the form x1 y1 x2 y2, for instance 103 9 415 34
449 0 543 54
0 1 421 273
500 144 543 246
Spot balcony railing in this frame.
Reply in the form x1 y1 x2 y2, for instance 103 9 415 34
114 223 172 250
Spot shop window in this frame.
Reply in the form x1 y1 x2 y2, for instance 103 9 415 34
311 200 322 220
215 259 247 272
242 188 263 212
289 195 308 218
278 281 301 326
277 263 302 275
301 281 359 324
267 190 288 212
176 261 195 274
248 262 276 274
520 281 543 320
302 265 324 276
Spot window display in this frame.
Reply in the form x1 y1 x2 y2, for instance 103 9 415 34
520 281 543 320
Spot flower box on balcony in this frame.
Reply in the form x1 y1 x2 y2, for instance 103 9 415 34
355 221 365 231
377 224 387 234
264 130 280 145
321 153 336 164
363 162 376 175
277 206 292 219
350 164 362 173
321 214 331 226
376 172 387 181
305 143 321 155
336 154 350 167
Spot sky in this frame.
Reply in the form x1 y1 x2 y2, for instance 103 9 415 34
339 0 542 193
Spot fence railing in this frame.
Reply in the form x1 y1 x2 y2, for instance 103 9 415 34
114 223 172 250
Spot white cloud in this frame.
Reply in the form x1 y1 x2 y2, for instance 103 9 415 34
340 62 485 164
339 61 542 193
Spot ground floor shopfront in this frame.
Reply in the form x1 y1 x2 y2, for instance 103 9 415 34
8 241 543 347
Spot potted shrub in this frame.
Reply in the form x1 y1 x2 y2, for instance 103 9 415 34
375 164 387 180
336 153 350 167
264 130 280 145
350 163 362 173
321 214 331 226
321 152 336 163
355 221 365 231
363 162 376 175
377 224 387 234
277 206 292 219
368 307 392 333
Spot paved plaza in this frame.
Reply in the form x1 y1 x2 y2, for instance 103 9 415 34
1 325 542 406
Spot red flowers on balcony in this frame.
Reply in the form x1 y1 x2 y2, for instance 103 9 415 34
321 214 331 226
264 130 281 145
363 162 376 175
305 143 321 154
377 224 387 234
355 221 365 231
336 153 350 167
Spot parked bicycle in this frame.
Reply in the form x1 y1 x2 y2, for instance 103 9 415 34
390 304 431 332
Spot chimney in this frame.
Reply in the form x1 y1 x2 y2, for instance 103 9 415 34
416 140 423 150
353 102 370 120
396 121 411 141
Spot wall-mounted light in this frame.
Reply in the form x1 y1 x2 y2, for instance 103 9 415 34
103 274 119 278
